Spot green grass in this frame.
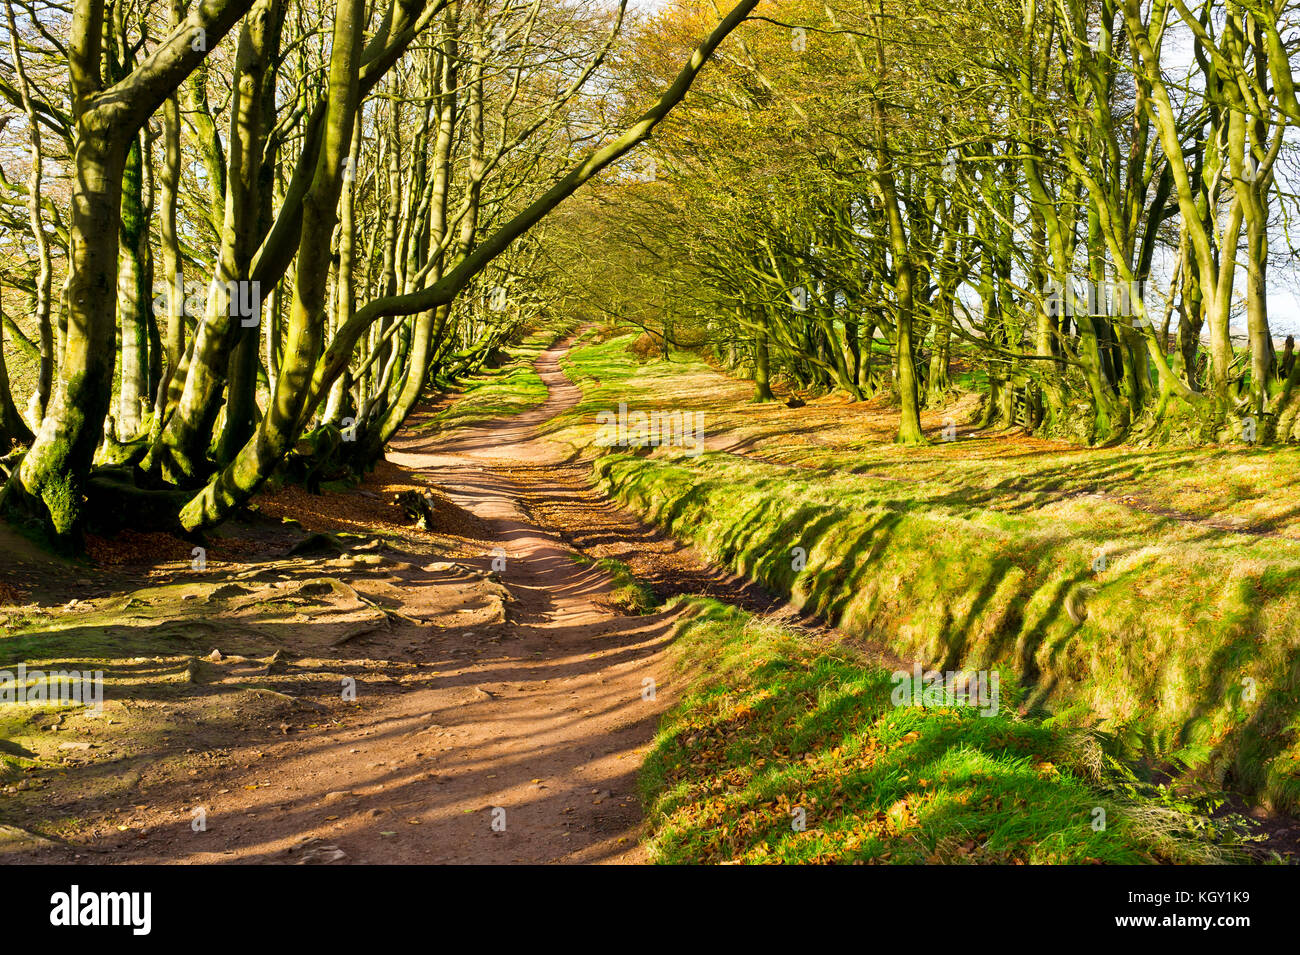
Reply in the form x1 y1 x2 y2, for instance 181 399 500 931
570 553 660 615
643 597 1251 864
551 333 1300 815
417 332 553 433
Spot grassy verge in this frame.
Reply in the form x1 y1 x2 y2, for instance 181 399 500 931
644 597 1252 864
570 553 660 615
553 334 1300 816
415 331 553 434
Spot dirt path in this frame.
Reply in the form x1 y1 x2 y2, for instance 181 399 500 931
5 336 785 866
187 337 694 864
355 338 689 863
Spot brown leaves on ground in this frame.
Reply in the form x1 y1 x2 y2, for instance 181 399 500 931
258 458 484 543
78 458 485 571
84 530 268 566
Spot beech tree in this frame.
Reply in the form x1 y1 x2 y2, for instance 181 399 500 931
553 0 1300 447
0 0 762 545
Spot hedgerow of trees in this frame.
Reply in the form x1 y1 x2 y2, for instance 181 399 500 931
0 0 760 546
552 0 1300 448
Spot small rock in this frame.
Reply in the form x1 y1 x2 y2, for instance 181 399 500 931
296 841 347 865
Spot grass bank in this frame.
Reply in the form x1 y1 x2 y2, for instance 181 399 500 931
643 597 1247 863
414 331 554 435
554 333 1300 817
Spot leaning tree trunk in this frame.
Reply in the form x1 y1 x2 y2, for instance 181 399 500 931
11 129 126 536
2 0 259 540
181 0 366 529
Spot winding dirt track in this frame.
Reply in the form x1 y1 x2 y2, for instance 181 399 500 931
362 338 688 863
8 336 784 865
349 336 783 863
202 335 776 864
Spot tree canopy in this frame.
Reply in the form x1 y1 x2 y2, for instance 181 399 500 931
547 0 1300 448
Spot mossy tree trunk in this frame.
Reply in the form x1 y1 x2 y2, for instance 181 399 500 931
181 0 366 529
6 0 258 539
148 0 284 483
117 128 153 439
753 324 774 402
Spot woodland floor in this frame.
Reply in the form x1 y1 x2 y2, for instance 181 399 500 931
0 337 794 865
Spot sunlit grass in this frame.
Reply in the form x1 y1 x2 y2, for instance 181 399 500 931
558 333 1300 815
643 598 1250 864
569 553 660 614
418 332 553 433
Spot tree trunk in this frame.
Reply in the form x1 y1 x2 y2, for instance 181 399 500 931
4 0 261 538
117 129 152 438
0 295 35 450
753 325 774 401
181 0 366 529
150 0 284 482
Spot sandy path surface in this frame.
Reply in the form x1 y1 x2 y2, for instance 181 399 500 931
358 338 682 863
